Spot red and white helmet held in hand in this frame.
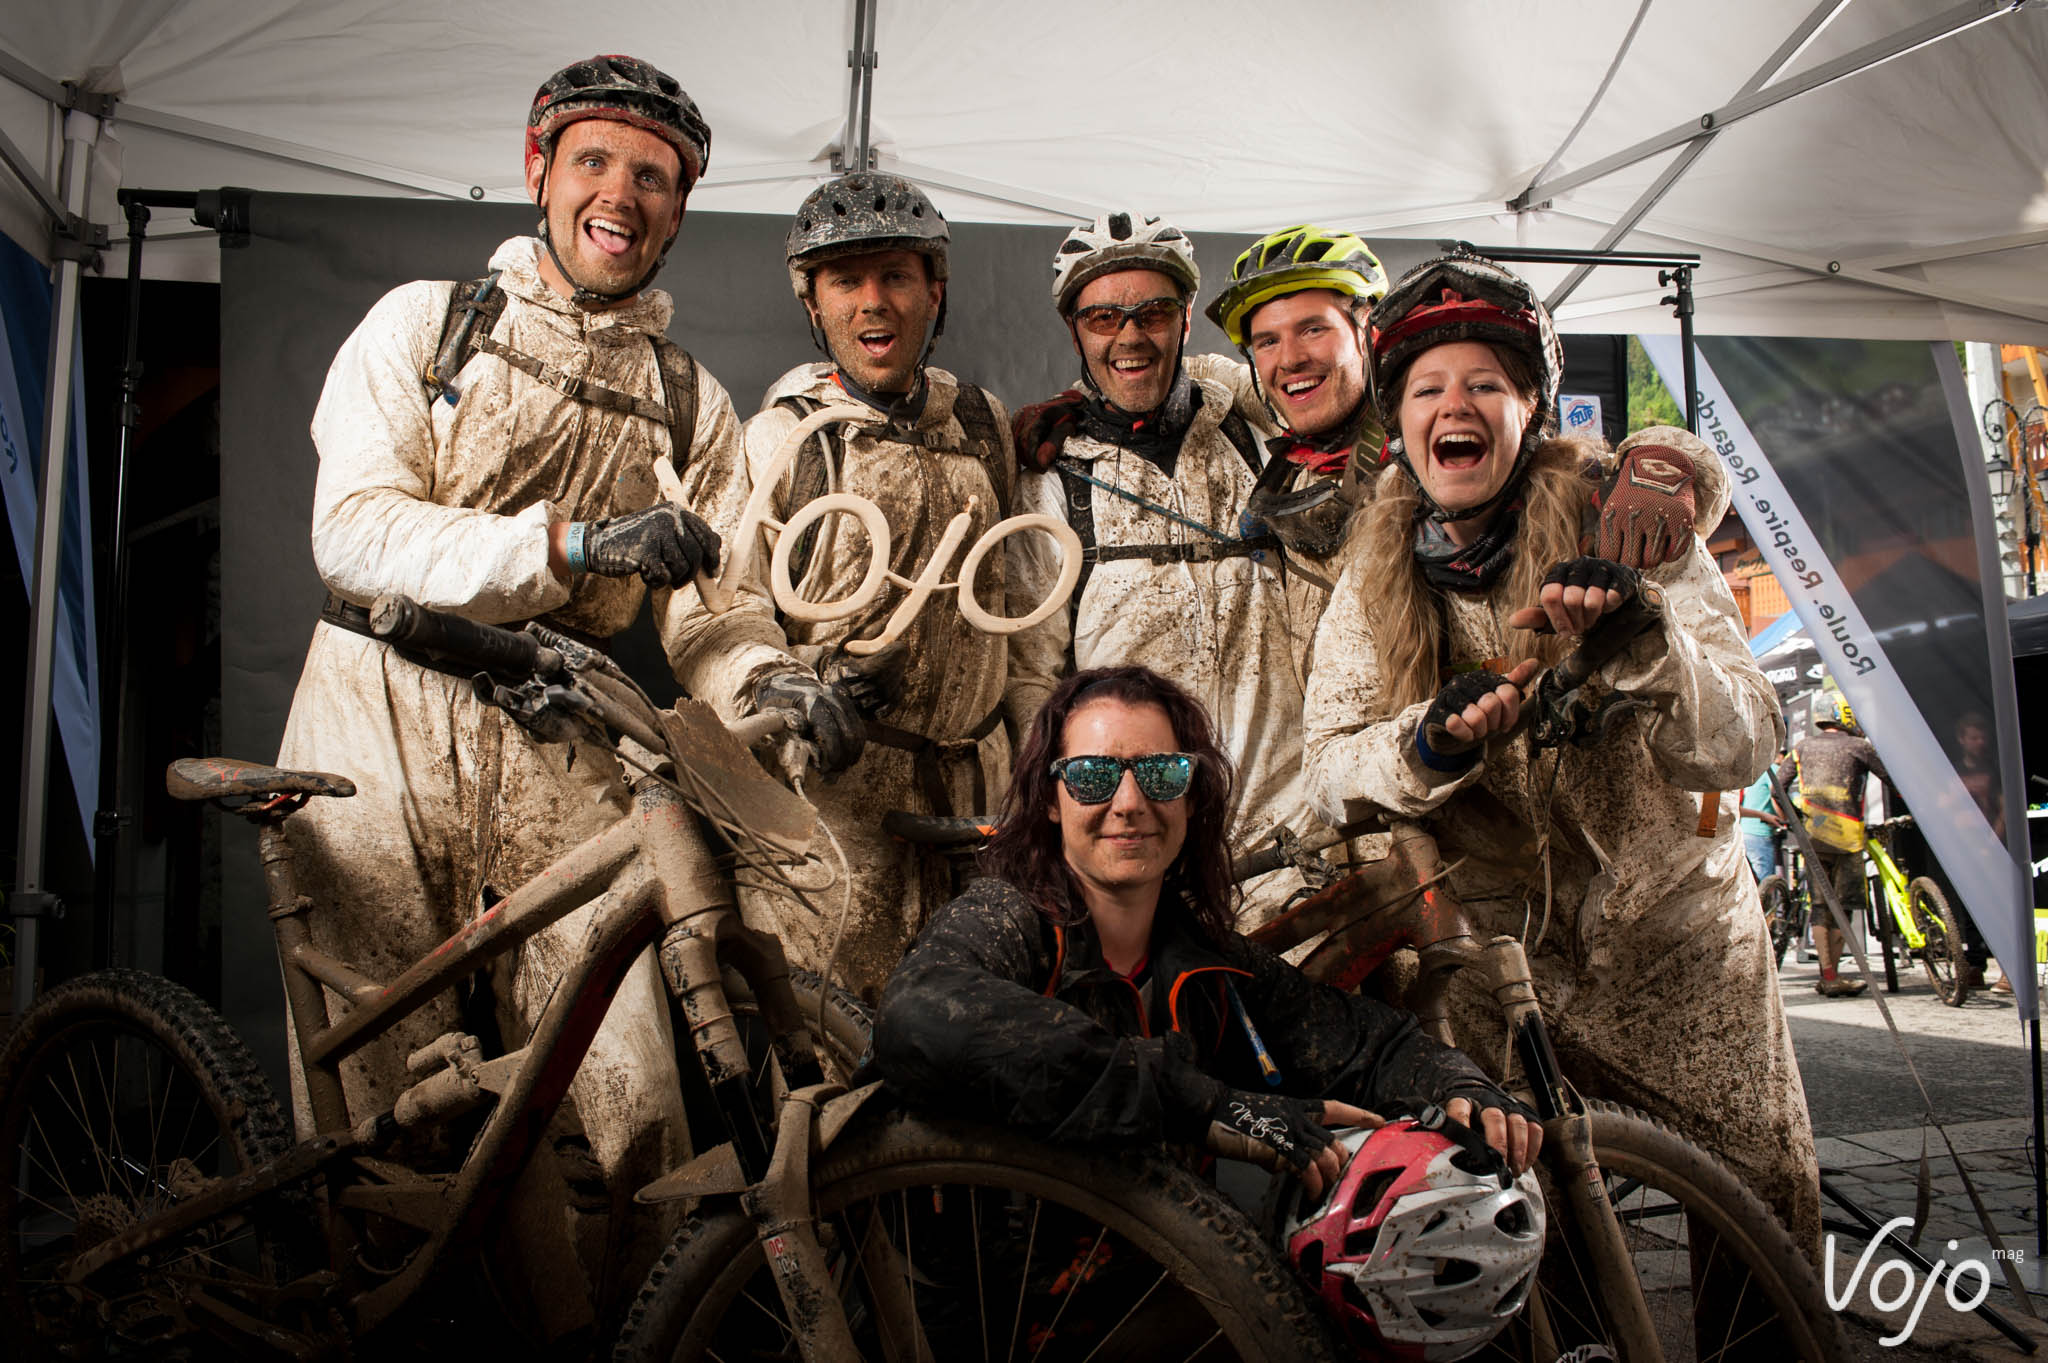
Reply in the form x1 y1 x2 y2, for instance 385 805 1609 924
1283 1118 1545 1361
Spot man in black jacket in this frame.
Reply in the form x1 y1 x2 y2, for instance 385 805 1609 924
875 665 1537 1189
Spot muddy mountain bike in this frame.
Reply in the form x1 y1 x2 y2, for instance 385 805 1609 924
1 598 1340 1363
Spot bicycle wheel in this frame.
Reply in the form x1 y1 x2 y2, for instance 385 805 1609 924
616 1108 1341 1362
1479 1099 1847 1363
0 968 317 1359
1759 875 1793 967
1908 877 1969 1007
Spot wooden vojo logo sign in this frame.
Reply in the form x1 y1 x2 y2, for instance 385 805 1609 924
661 405 1083 653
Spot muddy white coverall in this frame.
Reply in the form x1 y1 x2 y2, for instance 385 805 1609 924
1010 362 1328 926
275 236 742 1308
1300 446 1821 1252
665 363 1051 1000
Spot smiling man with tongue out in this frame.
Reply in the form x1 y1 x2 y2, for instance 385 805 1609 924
273 55 752 1341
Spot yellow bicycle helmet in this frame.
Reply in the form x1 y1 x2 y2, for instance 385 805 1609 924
1204 225 1389 348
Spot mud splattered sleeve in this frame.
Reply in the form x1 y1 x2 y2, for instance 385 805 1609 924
309 281 572 621
876 882 1217 1147
1301 545 1491 827
1598 539 1782 791
660 401 808 721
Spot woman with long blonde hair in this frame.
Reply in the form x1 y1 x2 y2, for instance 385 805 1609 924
1300 251 1821 1256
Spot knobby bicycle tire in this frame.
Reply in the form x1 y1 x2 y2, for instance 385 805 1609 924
0 968 319 1360
1759 874 1794 968
1480 1098 1849 1363
1907 876 1969 1007
614 1108 1342 1363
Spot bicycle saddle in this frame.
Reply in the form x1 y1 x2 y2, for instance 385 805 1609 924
165 757 357 802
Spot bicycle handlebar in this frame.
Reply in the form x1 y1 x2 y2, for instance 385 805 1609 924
370 594 559 679
882 812 999 847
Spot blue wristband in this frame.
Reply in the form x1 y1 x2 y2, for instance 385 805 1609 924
565 521 588 576
1414 724 1481 774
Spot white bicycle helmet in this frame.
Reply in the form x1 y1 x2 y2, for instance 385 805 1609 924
1051 211 1200 315
1284 1119 1545 1361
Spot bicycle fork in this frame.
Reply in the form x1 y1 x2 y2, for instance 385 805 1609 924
635 780 864 1361
1485 935 1666 1363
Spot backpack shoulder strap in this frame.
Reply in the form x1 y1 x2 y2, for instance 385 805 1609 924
949 382 1011 518
1053 457 1098 624
651 336 699 472
776 394 833 585
1219 411 1265 480
423 272 508 400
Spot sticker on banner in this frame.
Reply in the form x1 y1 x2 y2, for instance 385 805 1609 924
1558 395 1602 436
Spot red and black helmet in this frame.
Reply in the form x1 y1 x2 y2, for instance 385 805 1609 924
526 55 711 187
1367 251 1566 523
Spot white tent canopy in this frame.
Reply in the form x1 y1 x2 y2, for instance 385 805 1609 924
3 0 2047 342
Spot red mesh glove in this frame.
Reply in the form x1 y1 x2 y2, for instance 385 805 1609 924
1590 443 1696 569
1011 390 1088 471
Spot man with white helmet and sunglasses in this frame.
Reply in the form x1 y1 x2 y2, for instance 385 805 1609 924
275 54 742 1337
666 171 1056 1002
1007 213 1334 924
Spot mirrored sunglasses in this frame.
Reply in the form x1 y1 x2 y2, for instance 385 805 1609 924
1049 753 1197 804
1071 297 1185 337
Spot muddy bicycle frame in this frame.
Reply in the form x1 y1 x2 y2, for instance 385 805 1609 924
106 626 876 1354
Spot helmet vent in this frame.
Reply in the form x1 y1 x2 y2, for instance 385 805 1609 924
1423 1210 1450 1236
1057 239 1089 255
1435 1258 1481 1287
1343 1225 1382 1258
911 203 923 217
1496 1201 1534 1236
833 201 848 216
1352 1168 1401 1221
875 194 888 211
1108 212 1132 240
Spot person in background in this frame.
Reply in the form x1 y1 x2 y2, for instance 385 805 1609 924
1740 756 1787 884
1776 686 1886 999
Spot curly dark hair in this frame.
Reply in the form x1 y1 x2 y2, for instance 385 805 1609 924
980 666 1238 944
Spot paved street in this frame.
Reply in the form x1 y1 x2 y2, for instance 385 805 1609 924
1781 940 2048 1358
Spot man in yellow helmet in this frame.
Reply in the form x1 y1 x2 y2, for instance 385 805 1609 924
1775 685 1889 997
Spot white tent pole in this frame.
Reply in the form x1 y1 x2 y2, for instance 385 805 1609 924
12 104 101 1016
1543 0 1851 309
1513 0 2012 212
1858 228 2048 271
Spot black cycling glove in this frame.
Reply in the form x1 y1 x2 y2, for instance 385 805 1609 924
1541 554 1641 602
578 504 720 588
1417 669 1515 769
754 669 869 774
1211 1089 1337 1174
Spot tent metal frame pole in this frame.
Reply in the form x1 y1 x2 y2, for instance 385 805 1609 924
1511 0 2012 212
1445 242 1704 434
12 107 102 1016
838 0 879 173
1543 0 1848 311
